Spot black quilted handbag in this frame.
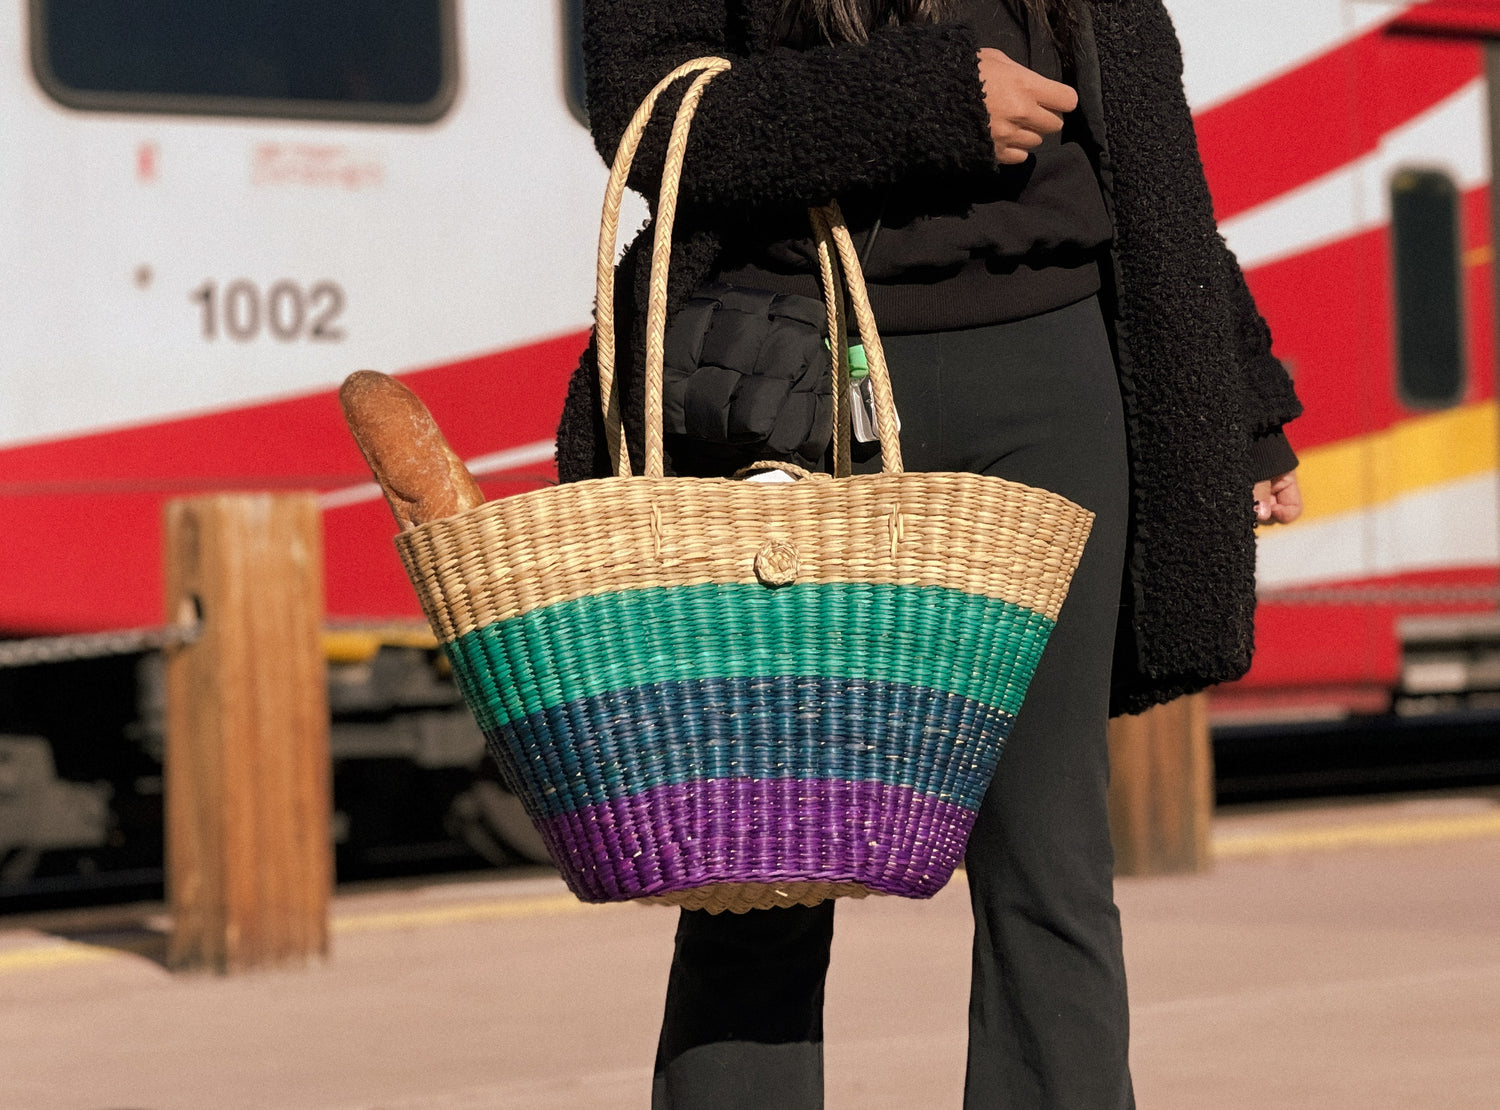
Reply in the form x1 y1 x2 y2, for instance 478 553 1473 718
661 282 834 470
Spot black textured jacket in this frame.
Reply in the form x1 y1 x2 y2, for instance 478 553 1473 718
554 0 1305 716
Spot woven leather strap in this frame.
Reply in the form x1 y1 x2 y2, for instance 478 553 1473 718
594 57 903 478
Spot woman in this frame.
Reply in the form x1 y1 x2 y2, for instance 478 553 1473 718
556 1 1303 1106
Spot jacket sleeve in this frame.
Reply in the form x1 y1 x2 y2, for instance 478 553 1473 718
583 0 998 214
1219 238 1304 470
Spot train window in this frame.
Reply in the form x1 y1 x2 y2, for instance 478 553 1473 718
1391 168 1466 408
562 0 587 125
29 0 457 123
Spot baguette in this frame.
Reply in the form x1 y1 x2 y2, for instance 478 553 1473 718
339 370 485 530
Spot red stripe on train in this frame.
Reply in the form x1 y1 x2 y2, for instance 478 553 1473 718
1194 26 1480 223
1391 0 1500 39
1244 184 1495 454
0 331 588 633
1240 565 1500 694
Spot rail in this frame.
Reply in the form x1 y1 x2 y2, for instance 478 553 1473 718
0 622 201 669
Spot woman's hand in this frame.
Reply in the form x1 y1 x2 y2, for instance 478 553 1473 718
1254 471 1302 525
977 47 1078 165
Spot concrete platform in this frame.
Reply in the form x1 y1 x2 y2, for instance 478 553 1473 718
2 790 1498 1109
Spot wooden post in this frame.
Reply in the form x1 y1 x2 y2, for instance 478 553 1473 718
163 494 331 973
1106 693 1214 876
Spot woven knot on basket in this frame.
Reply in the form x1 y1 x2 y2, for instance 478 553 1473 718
753 539 800 586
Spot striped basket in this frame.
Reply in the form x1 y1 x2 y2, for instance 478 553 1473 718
394 59 1094 913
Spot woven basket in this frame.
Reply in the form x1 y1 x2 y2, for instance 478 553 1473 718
394 58 1094 913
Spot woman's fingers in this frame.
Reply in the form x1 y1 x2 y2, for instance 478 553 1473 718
995 128 1044 164
1009 107 1064 142
1270 471 1303 523
977 47 1078 164
1030 106 1067 133
996 126 1044 162
1252 480 1273 523
1032 80 1078 116
1253 471 1303 526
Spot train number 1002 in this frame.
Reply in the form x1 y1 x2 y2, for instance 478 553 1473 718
191 279 347 342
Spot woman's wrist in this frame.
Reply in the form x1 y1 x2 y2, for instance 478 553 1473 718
1248 428 1297 483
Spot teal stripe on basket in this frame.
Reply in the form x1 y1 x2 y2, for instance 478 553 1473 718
444 581 1054 733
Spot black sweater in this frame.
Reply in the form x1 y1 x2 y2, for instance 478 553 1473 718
719 0 1114 331
557 0 1305 715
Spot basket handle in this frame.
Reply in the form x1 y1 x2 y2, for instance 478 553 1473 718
594 57 902 478
810 203 903 475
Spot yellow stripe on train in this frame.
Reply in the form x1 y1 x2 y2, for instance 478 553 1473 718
1289 400 1499 525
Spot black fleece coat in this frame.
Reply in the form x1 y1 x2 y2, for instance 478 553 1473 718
553 0 1304 716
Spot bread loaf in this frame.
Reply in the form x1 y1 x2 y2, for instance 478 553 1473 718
339 370 485 530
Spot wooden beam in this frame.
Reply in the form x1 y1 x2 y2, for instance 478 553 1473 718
1107 693 1214 876
163 494 331 973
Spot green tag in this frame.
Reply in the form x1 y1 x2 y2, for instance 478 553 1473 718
847 342 869 380
826 338 870 381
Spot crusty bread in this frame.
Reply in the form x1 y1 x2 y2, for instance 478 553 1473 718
339 370 485 530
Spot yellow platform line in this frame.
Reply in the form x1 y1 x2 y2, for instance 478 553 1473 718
1213 811 1500 858
0 942 118 975
332 891 594 934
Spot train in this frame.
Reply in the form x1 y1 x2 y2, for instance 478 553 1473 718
3 0 1499 900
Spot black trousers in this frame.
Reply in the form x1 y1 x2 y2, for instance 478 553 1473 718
653 296 1134 1109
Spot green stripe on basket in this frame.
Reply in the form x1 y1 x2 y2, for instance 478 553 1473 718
443 580 1054 733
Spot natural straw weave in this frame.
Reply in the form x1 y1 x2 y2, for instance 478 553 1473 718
395 58 1094 913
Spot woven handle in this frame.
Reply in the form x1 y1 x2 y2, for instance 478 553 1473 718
810 203 903 475
595 57 902 478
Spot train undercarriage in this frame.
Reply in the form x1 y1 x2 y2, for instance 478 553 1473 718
0 637 550 911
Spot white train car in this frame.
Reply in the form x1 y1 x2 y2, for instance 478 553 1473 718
1 0 618 632
4 2 1499 700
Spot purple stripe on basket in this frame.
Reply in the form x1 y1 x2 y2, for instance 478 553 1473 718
534 777 979 903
